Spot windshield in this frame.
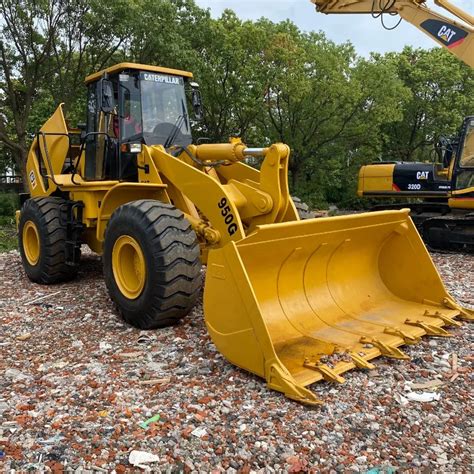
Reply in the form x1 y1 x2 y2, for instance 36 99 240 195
117 71 192 147
459 120 474 168
140 72 192 147
454 119 474 190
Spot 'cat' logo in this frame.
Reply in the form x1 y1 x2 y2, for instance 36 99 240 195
416 171 429 180
437 25 456 43
29 170 37 189
420 20 468 49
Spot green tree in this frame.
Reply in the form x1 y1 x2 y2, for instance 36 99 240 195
0 0 64 183
251 27 409 206
0 0 133 185
0 0 472 211
379 47 474 163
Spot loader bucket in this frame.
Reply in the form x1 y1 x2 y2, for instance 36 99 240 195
204 209 468 404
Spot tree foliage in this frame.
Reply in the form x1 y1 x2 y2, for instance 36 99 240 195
378 47 474 163
0 0 472 206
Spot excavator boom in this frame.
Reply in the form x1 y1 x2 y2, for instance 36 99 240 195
311 0 474 67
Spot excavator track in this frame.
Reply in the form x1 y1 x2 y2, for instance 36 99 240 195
371 202 450 230
422 214 474 253
371 203 473 253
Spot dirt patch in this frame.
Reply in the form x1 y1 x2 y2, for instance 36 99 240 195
0 249 472 471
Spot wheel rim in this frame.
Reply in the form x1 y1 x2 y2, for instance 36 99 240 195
112 235 146 299
23 220 40 265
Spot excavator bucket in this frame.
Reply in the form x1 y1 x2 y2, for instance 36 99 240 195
204 209 468 404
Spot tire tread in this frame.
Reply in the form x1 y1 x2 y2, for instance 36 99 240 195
19 197 79 284
103 200 202 329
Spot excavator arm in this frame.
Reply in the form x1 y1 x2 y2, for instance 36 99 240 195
311 0 474 68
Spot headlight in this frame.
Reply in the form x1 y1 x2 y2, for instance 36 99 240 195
129 143 142 153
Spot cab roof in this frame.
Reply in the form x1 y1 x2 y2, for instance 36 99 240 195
84 62 193 84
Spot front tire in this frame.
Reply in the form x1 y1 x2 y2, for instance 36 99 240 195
19 197 79 284
103 200 202 329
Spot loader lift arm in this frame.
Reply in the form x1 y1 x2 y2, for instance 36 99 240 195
311 0 474 68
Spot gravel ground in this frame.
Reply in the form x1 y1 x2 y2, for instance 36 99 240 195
0 249 472 472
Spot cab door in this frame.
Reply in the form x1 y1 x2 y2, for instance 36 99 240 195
84 79 119 180
450 117 474 209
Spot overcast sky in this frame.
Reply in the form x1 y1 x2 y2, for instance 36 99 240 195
195 0 473 56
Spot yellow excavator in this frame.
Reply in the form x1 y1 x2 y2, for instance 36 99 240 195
17 62 472 404
311 0 474 252
359 117 474 251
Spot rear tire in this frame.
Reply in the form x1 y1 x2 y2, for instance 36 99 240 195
292 196 315 220
19 197 79 284
103 200 202 329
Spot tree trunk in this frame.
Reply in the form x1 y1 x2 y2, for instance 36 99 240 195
15 144 29 193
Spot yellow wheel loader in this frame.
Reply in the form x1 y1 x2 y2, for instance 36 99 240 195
17 62 473 404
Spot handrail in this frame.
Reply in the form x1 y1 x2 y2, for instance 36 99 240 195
36 131 72 187
70 131 111 185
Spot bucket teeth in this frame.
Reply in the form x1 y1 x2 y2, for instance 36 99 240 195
442 297 474 321
384 327 421 345
360 337 410 360
423 310 462 327
303 359 345 384
405 319 453 337
204 212 474 405
266 362 324 405
350 352 375 370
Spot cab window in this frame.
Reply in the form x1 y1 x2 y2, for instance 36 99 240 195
119 74 142 142
459 120 474 168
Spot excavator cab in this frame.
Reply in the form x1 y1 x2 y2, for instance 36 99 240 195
356 121 473 200
434 135 457 176
82 64 201 182
451 116 474 200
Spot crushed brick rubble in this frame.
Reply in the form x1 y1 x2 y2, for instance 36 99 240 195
0 249 472 472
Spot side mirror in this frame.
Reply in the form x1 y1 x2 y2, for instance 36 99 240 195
100 77 114 114
77 122 87 141
434 136 447 163
190 82 204 121
119 83 131 119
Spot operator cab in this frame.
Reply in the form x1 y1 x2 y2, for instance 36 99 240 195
452 116 474 191
434 136 457 171
82 63 202 182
